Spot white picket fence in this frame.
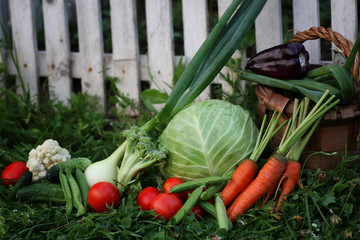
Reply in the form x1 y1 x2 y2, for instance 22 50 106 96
0 0 358 110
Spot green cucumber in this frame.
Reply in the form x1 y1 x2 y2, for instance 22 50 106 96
16 182 66 206
47 157 92 183
10 170 33 199
12 170 33 194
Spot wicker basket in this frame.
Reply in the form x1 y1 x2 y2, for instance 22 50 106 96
255 26 360 170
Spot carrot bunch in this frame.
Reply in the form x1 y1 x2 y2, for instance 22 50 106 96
273 98 322 212
226 90 340 221
221 112 287 206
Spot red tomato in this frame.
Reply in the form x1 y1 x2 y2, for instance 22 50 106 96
88 182 121 212
149 193 183 221
133 169 146 178
162 177 186 200
137 186 160 211
1 162 29 186
190 205 204 220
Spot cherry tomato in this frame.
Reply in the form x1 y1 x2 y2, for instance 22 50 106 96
137 186 160 211
190 205 204 220
162 177 186 201
88 182 121 212
1 162 29 186
133 169 146 178
149 193 183 221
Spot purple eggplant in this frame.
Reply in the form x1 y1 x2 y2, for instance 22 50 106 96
245 42 310 79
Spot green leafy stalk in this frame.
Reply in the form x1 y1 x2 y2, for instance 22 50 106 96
249 111 288 161
344 32 360 71
277 90 340 155
241 68 355 104
142 0 266 131
286 98 322 162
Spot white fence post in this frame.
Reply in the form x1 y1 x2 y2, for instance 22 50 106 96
331 0 358 44
42 0 72 103
293 0 321 64
182 0 210 100
255 0 283 52
331 0 358 66
8 0 39 101
1 1 359 110
145 0 175 94
75 0 105 108
109 0 140 107
216 0 235 96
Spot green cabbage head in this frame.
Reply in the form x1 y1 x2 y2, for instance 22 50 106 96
159 100 259 181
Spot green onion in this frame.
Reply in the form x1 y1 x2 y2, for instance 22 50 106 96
344 33 360 71
306 65 356 104
241 64 356 104
277 90 340 155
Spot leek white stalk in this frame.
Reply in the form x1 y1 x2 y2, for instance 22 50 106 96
84 143 126 187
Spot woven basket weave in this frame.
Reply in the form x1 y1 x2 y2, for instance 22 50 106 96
255 26 360 170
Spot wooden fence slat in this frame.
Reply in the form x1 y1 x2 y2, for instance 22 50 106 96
182 0 208 63
293 0 321 64
109 0 140 104
75 0 105 108
331 0 358 43
216 0 235 96
217 0 232 18
2 1 360 111
42 0 72 103
255 0 282 52
145 0 175 94
8 0 39 100
331 0 358 66
182 0 210 100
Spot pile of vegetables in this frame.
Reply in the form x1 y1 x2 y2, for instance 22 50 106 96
1 0 360 238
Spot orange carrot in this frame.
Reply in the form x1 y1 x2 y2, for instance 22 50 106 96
275 160 303 212
220 112 287 206
221 159 258 206
226 153 287 221
261 177 280 207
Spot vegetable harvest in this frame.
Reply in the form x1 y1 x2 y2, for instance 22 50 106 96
3 0 360 239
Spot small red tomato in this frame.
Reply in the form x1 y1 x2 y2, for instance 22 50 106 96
88 182 121 212
190 205 204 220
163 177 186 200
137 186 160 210
1 162 29 186
149 193 183 221
133 169 146 178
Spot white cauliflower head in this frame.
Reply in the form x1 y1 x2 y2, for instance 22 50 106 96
26 139 71 181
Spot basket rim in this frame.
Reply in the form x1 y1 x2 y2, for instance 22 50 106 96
289 26 360 90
